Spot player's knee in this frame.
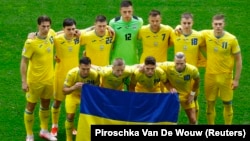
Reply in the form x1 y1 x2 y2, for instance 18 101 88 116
189 117 196 124
66 114 75 122
53 100 61 108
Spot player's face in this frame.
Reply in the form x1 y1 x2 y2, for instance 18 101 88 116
149 15 161 32
144 64 156 77
181 18 193 32
64 25 76 39
112 65 125 77
95 21 107 36
212 19 224 34
120 6 133 22
79 64 91 78
38 21 51 36
174 58 186 72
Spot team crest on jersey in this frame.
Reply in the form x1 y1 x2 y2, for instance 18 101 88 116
214 47 218 52
99 45 104 51
184 75 190 81
68 46 73 52
183 45 187 51
132 24 137 29
47 47 51 53
154 42 158 47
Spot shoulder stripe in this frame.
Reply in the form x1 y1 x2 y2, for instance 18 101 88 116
115 16 121 22
132 15 139 20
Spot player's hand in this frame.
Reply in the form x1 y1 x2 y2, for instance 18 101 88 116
74 29 81 38
138 65 144 72
54 56 60 63
174 25 182 35
22 81 29 92
27 32 36 39
74 82 84 90
169 88 177 94
187 95 194 104
107 26 115 37
231 80 239 90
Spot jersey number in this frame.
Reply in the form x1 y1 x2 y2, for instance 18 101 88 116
106 37 112 44
191 38 198 45
162 34 166 41
222 42 228 49
125 33 132 40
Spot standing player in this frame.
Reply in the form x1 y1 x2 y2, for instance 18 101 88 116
139 9 173 63
109 0 143 65
63 57 100 141
159 52 200 124
20 15 57 141
171 12 205 123
201 14 242 124
50 18 80 136
129 56 167 93
80 15 114 66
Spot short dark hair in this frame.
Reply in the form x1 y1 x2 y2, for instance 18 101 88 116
63 18 76 27
95 15 107 23
79 57 91 65
144 56 156 65
120 0 132 7
37 15 51 25
149 9 161 17
181 12 193 19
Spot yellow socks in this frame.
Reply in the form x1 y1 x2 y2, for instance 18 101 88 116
24 110 34 135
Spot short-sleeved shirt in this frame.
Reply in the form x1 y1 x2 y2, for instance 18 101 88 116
109 16 143 65
159 62 199 97
201 30 240 74
64 67 100 96
96 65 134 90
131 67 166 92
80 29 114 66
54 34 81 75
139 24 173 63
170 29 205 66
22 29 56 83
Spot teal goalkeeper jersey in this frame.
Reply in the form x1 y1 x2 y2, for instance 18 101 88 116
109 16 143 65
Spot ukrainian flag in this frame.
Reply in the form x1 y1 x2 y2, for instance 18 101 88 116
76 84 179 141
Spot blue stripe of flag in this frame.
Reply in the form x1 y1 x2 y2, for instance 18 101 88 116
80 84 179 123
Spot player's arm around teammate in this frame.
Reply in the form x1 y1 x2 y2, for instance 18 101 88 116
21 15 57 141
